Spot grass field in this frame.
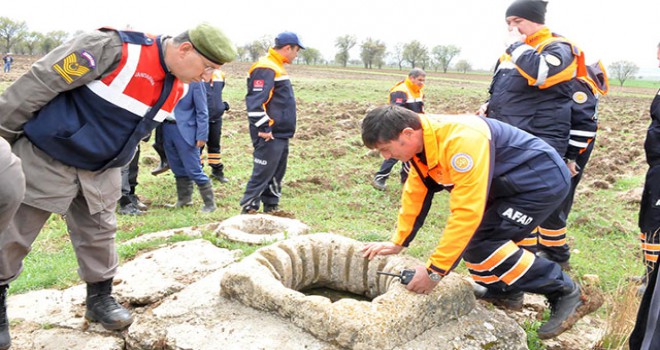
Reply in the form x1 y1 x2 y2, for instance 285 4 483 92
2 60 659 349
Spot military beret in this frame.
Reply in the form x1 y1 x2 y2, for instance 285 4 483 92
189 23 237 65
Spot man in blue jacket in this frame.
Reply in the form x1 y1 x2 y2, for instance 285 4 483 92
240 32 304 214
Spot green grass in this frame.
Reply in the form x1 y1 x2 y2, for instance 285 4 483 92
1 63 655 348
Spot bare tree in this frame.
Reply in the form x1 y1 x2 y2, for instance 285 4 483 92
359 38 386 69
608 60 639 87
0 17 28 53
402 40 428 69
391 43 405 70
455 59 472 73
39 30 68 55
334 35 356 67
18 31 43 55
432 45 461 73
246 36 272 61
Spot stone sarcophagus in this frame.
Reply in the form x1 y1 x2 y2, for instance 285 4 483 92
220 233 475 350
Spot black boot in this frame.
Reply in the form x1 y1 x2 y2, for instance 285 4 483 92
198 182 217 213
151 143 169 176
169 178 194 208
537 283 582 339
85 279 133 331
477 289 525 311
0 285 11 350
211 164 229 183
118 195 144 216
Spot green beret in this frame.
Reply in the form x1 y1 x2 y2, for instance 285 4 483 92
189 23 237 65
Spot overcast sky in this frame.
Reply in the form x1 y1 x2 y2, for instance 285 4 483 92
3 0 659 74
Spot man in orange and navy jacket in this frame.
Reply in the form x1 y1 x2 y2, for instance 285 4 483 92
361 106 600 339
240 32 304 214
372 68 426 191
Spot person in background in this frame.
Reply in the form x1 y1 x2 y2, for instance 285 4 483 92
163 81 217 213
150 124 170 176
118 145 148 215
0 23 235 349
361 105 601 339
372 68 426 191
629 41 660 350
2 54 12 73
534 62 608 270
240 31 304 214
202 68 231 183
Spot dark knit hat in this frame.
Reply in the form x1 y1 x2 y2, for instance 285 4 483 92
189 23 237 65
505 0 548 24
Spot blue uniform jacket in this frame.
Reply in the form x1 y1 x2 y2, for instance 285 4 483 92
174 82 209 147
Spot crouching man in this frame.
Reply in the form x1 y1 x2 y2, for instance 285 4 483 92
361 105 600 339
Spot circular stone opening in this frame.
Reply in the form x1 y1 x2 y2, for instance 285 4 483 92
215 214 310 244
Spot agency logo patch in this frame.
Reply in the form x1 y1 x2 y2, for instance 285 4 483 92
451 153 473 173
544 54 561 67
572 91 588 104
52 51 93 84
395 98 404 104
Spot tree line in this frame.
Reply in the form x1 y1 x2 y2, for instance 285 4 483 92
0 17 642 80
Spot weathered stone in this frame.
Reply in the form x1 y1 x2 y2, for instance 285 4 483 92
215 214 310 244
11 328 124 350
113 239 240 305
220 233 478 350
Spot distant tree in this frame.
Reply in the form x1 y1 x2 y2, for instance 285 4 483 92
334 34 356 67
0 17 28 53
432 45 461 73
246 36 272 61
39 30 68 54
391 43 405 70
402 40 428 69
609 60 639 87
18 31 43 55
455 59 472 73
236 46 249 62
359 38 386 69
300 47 321 65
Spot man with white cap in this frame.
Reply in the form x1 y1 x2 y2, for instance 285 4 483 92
0 22 236 349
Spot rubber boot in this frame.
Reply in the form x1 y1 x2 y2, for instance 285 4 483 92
151 144 169 176
198 181 217 213
0 285 11 350
170 178 194 208
85 279 133 331
477 289 525 311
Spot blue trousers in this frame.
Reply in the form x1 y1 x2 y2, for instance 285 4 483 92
162 123 209 185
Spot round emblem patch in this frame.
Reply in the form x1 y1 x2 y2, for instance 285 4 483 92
451 153 473 173
572 91 588 104
544 54 561 66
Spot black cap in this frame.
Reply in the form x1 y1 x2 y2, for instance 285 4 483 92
505 0 548 24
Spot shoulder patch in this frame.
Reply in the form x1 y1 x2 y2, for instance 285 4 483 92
544 54 561 67
252 79 264 91
451 153 473 173
572 91 588 104
52 51 94 84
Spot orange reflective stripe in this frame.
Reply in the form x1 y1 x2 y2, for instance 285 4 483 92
516 237 537 247
470 274 499 284
539 61 577 89
641 233 647 241
500 250 535 285
645 254 659 263
465 241 518 272
643 243 660 252
538 227 567 237
538 237 566 247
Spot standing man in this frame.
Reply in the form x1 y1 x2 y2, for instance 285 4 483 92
477 0 586 265
2 54 12 73
163 81 217 213
361 106 600 339
0 23 235 348
629 41 660 350
372 68 426 191
240 31 304 214
118 145 148 215
535 62 608 269
202 68 231 183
